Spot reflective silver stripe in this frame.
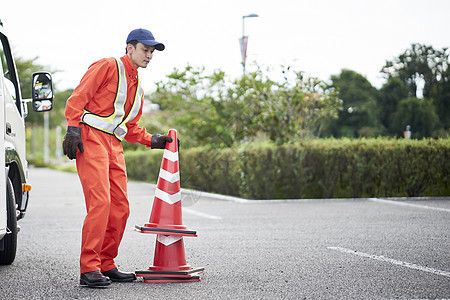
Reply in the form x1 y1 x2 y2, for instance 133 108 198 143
128 81 144 123
81 58 143 140
112 58 128 126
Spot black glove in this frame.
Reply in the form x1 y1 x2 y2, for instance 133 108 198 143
151 134 173 149
62 126 84 160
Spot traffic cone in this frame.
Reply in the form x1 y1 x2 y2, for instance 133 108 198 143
135 129 196 237
135 235 204 283
151 235 190 271
135 129 203 283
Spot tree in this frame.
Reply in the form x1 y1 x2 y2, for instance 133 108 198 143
380 43 450 134
148 65 342 148
431 68 450 129
381 43 449 98
260 67 341 142
390 97 439 138
149 65 236 148
326 69 381 137
378 77 410 135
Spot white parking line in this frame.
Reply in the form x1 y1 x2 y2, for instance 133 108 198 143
182 208 222 220
328 246 450 278
368 198 450 213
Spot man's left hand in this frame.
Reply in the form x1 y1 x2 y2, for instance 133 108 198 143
151 134 173 149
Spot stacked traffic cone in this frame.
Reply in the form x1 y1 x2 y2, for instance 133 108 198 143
135 129 204 283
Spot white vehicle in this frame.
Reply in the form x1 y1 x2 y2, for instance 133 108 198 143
0 20 53 264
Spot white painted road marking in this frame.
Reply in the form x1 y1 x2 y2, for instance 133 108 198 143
368 198 450 213
182 208 222 220
328 246 450 278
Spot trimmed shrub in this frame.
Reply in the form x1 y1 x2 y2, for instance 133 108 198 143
125 149 164 183
125 138 450 199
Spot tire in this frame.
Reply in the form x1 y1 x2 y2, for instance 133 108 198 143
0 178 18 265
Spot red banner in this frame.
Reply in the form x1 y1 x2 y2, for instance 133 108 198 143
239 36 248 66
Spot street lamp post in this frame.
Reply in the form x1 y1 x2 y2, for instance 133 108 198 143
240 13 259 74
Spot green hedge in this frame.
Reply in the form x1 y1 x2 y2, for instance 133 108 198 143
125 138 450 199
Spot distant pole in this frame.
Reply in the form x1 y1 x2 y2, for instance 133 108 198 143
56 126 62 158
240 13 259 74
44 112 49 164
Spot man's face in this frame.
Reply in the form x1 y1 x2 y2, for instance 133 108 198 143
127 42 155 69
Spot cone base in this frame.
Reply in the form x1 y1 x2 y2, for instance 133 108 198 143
135 267 204 283
135 224 197 237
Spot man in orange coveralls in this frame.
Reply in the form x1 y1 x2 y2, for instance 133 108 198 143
63 28 173 288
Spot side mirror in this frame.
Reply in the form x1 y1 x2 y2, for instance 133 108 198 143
32 72 53 112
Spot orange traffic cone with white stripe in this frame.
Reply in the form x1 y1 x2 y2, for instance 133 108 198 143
135 128 196 236
135 129 203 282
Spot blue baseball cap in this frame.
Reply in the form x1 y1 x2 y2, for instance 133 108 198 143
126 28 165 51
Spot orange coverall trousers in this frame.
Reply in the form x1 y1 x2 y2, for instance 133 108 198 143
76 124 129 274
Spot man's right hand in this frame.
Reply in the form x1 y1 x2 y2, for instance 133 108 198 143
62 126 84 160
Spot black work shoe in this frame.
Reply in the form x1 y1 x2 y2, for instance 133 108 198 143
102 267 136 282
80 271 111 287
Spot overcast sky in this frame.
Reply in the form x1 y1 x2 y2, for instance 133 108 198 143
2 0 449 92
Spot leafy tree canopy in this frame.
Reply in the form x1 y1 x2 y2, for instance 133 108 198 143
327 69 380 138
381 43 449 98
147 65 342 147
390 97 439 138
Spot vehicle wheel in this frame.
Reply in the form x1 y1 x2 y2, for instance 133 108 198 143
0 178 18 265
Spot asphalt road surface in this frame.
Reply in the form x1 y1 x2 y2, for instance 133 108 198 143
0 167 449 299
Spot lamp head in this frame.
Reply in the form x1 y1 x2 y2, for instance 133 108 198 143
243 14 259 19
